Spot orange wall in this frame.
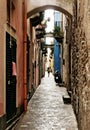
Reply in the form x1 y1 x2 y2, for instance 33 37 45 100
0 0 6 115
0 0 26 115
15 0 24 106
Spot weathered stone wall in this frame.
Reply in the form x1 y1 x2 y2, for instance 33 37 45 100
72 0 90 130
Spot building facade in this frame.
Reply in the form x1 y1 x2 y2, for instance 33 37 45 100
1 0 90 130
54 11 62 77
0 0 27 129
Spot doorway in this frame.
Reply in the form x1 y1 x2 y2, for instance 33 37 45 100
6 32 16 121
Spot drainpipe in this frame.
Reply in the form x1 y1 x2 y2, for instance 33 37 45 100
23 0 27 111
30 22 33 92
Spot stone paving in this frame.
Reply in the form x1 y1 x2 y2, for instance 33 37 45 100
14 72 78 130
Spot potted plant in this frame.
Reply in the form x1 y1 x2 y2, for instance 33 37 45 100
53 26 63 43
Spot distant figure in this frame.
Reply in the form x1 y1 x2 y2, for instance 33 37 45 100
47 67 50 77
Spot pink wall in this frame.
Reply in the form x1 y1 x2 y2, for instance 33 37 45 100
0 0 26 116
15 0 24 106
0 0 6 115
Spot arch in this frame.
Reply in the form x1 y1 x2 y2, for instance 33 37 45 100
27 5 72 18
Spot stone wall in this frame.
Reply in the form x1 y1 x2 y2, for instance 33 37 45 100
63 15 70 88
27 0 73 18
72 0 90 130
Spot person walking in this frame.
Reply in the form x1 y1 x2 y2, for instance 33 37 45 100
47 67 50 77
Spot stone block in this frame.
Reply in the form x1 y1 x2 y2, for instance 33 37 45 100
63 95 71 104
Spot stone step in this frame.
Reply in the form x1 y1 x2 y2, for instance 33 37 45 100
63 95 71 104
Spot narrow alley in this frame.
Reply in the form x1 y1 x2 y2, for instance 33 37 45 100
1 0 90 130
14 72 78 130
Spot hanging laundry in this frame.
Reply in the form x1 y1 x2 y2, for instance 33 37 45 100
12 62 17 76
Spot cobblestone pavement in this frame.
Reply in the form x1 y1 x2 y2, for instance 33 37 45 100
14 73 78 130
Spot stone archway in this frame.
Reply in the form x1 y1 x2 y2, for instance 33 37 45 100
27 0 72 92
27 0 73 18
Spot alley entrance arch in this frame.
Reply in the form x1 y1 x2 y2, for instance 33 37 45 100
27 0 73 18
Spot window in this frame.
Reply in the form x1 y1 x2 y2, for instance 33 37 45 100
7 0 10 22
7 0 15 23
